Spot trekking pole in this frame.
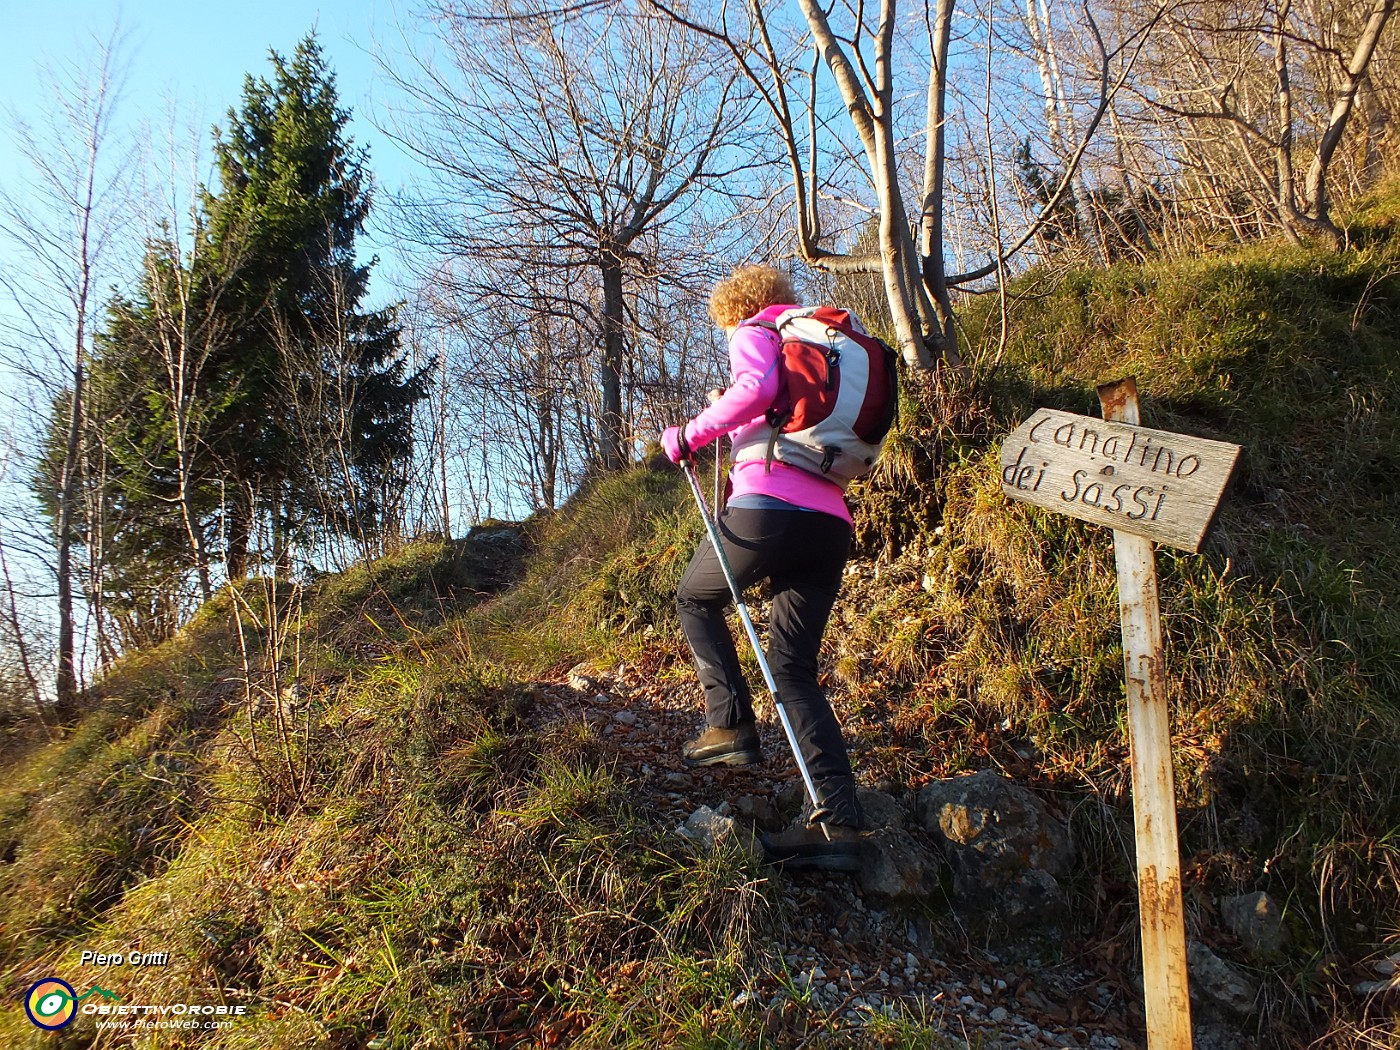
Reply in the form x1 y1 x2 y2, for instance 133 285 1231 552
681 460 822 814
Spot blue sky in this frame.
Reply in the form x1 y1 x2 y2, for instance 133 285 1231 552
1 2 387 105
0 2 428 617
0 0 419 293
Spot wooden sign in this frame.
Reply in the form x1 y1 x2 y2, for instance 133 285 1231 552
1000 408 1241 552
997 380 1238 1050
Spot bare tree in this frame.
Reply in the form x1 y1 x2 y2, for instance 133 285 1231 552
0 527 44 723
1300 0 1395 241
653 0 1161 369
1018 0 1108 263
1115 0 1397 247
417 253 596 517
0 28 131 716
380 0 753 472
0 431 45 723
126 119 252 601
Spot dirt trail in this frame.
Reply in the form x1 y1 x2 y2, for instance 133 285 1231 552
516 658 1176 1050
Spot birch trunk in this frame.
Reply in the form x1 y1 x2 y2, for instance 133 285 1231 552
1302 0 1396 229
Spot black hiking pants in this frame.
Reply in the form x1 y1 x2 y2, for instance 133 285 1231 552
675 505 854 785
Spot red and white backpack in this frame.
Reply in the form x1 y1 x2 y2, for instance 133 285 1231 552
732 306 899 488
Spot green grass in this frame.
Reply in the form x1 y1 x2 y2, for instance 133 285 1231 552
0 496 786 1047
5 186 1400 1048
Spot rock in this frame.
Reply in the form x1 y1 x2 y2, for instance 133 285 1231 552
677 805 763 865
996 868 1069 928
1220 891 1287 956
458 524 528 591
732 794 782 830
1353 952 1400 996
567 662 604 693
1193 1020 1258 1050
858 825 941 902
1187 941 1259 1021
1352 975 1400 997
917 771 1075 874
612 709 639 726
858 788 907 829
915 771 1074 928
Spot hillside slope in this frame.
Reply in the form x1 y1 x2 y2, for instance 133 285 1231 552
4 188 1400 1048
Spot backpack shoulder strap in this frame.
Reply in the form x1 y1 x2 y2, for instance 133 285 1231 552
734 318 787 472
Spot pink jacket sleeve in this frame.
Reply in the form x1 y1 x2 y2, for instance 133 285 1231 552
683 324 781 449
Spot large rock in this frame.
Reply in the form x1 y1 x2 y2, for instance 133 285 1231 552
457 524 527 592
1188 941 1259 1021
858 788 907 828
995 868 1070 928
855 789 941 902
915 771 1074 928
1220 891 1287 956
858 828 940 902
732 794 783 831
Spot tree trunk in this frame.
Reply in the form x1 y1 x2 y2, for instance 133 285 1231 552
54 319 87 719
598 252 628 471
82 395 114 672
797 0 939 369
1302 0 1396 234
537 379 558 511
1025 0 1103 265
182 483 212 600
175 435 212 601
226 489 252 579
0 531 45 723
439 347 451 537
919 0 959 359
275 490 294 579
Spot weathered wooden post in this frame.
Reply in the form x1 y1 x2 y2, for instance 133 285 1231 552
1097 378 1194 1048
999 378 1242 1050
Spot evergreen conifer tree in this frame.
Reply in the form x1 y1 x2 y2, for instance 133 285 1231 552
38 34 430 647
203 34 427 573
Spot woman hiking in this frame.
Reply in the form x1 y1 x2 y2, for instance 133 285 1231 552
660 264 867 872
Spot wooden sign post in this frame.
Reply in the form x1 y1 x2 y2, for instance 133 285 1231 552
1000 379 1242 1050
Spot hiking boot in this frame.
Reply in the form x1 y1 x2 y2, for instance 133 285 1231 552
760 820 866 872
682 721 763 767
761 774 867 872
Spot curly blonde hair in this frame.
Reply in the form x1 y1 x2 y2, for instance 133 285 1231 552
707 265 798 329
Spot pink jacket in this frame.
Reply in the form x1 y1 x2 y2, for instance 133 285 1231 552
683 304 852 526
